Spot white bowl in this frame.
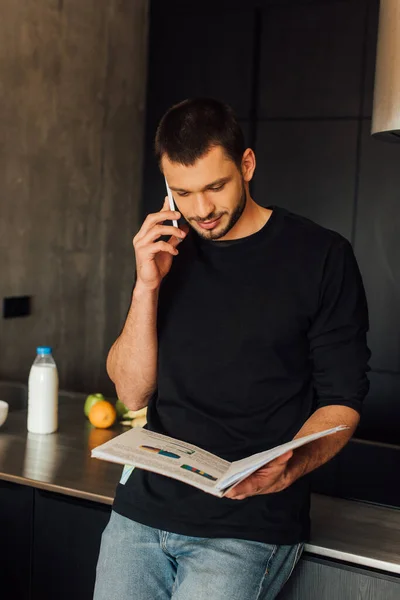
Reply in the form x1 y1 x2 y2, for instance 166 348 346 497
0 401 9 427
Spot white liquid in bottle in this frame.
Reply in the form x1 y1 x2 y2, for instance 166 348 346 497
28 347 59 434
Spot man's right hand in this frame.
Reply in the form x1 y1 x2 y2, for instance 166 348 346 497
133 197 188 291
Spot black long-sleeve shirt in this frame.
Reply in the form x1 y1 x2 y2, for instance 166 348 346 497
113 206 370 544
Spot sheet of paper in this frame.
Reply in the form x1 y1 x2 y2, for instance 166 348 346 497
218 425 349 491
92 428 230 494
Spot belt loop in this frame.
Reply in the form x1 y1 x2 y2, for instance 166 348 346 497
160 529 168 553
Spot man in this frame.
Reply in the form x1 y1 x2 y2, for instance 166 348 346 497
94 98 370 599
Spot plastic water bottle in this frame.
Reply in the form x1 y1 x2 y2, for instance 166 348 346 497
27 347 59 434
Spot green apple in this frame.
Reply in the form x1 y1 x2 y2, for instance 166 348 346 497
115 399 129 419
84 393 105 418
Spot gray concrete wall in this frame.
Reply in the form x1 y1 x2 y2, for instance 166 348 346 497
0 0 149 395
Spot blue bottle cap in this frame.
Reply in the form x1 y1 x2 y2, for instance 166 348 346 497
36 346 52 355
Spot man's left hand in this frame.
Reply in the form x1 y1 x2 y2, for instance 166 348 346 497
224 450 294 500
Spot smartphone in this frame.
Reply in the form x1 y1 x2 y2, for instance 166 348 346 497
164 178 179 228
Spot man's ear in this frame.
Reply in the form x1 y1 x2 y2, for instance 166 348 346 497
241 148 256 183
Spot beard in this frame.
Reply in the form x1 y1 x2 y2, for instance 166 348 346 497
190 180 247 241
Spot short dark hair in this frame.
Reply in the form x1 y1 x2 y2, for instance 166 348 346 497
155 98 245 170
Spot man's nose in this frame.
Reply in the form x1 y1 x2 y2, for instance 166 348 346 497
193 194 215 220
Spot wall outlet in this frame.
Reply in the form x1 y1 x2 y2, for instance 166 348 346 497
3 296 32 318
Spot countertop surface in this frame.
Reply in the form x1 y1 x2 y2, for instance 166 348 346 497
1 400 399 575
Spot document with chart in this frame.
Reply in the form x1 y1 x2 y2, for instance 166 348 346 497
92 425 348 497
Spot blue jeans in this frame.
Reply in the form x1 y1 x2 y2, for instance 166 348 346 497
94 511 304 600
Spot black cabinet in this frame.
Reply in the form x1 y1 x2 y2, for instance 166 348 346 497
0 482 110 600
363 0 380 117
311 438 400 509
280 555 400 600
146 6 254 124
355 121 400 373
0 480 33 600
258 1 367 118
254 119 358 241
142 5 256 217
31 490 111 600
357 372 400 446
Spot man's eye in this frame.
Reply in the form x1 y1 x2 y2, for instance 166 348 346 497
210 185 225 192
177 192 189 197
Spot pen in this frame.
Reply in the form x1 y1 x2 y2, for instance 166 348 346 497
165 177 179 228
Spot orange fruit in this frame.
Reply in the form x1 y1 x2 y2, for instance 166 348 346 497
88 400 117 429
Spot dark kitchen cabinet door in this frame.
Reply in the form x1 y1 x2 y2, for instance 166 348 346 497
279 555 400 600
258 1 367 118
354 121 400 373
142 2 255 218
0 480 33 600
254 119 358 241
362 0 380 117
147 5 254 125
32 489 111 600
